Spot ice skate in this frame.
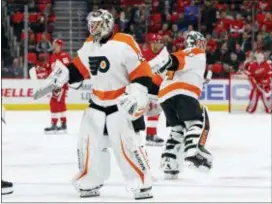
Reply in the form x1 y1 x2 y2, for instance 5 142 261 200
146 134 164 146
133 187 153 200
57 122 67 134
44 124 58 134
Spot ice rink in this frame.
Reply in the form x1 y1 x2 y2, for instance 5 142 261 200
1 110 271 202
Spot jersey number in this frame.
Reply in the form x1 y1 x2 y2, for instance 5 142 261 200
88 56 110 76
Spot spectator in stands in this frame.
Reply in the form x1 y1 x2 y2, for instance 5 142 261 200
32 14 46 33
36 32 53 53
2 60 14 78
184 0 199 29
119 6 131 32
259 25 272 50
158 23 171 37
170 24 179 39
212 21 228 42
201 0 217 34
11 8 24 40
240 32 252 52
27 33 37 53
177 12 186 31
235 43 246 62
228 52 240 73
219 42 231 65
12 57 23 78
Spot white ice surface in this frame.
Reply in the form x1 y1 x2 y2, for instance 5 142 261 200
1 111 271 202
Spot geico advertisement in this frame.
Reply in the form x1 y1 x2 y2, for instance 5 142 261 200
2 79 251 104
200 79 251 104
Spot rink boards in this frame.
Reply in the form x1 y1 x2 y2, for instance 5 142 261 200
2 79 251 111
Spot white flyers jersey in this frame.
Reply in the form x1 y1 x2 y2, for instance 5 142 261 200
72 33 152 106
158 47 206 103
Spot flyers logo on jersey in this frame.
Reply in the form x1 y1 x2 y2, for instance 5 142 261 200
88 56 110 75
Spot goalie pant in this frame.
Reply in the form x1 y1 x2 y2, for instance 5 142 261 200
246 78 271 113
73 103 152 192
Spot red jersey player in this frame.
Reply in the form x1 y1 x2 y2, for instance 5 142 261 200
142 34 165 146
29 55 51 79
246 53 271 113
44 39 71 133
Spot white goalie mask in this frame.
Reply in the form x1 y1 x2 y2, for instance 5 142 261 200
185 31 206 50
86 9 114 41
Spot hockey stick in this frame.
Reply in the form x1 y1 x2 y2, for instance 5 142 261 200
256 84 272 98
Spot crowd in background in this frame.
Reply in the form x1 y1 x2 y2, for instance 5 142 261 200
2 0 272 79
2 0 55 78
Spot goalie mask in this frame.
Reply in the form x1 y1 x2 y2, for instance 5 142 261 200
185 31 206 50
87 9 114 41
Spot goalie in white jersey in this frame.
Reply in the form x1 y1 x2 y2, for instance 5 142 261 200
34 9 153 199
150 31 213 179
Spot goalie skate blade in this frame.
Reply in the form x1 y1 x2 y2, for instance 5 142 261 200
135 195 153 200
2 187 13 195
146 141 164 146
164 172 179 180
79 190 100 198
184 161 211 173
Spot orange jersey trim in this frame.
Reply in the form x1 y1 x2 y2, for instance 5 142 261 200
120 139 144 184
159 82 201 98
129 61 152 82
152 74 163 87
73 56 90 79
93 87 126 100
77 137 89 180
85 35 93 42
112 33 141 54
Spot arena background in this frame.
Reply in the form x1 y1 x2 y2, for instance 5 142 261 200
2 0 272 112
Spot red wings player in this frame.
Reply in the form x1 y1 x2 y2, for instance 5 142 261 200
246 53 272 113
142 34 165 146
44 39 71 133
29 54 51 79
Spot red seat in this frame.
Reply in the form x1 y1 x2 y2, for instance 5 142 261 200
29 12 39 23
12 12 24 23
39 4 48 12
38 0 52 4
27 53 37 64
152 13 161 25
171 12 179 23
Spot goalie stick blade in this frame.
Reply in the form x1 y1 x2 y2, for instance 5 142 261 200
33 84 55 100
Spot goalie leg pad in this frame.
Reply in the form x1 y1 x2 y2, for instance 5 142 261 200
161 125 185 179
73 108 111 193
184 106 213 171
106 110 152 192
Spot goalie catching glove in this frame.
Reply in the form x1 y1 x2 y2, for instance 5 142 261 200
117 83 149 120
33 60 69 100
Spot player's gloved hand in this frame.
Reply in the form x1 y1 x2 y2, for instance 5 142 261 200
33 60 69 100
145 94 162 116
117 83 148 120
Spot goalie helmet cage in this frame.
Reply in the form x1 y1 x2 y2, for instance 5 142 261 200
229 73 266 113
